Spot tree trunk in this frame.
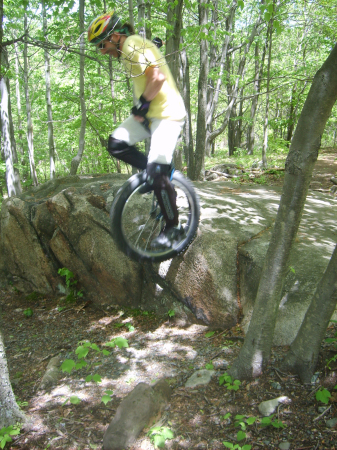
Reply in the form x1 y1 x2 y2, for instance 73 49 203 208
166 0 184 84
14 43 24 161
246 38 266 155
70 0 86 175
228 42 337 381
261 17 273 168
206 13 262 149
180 45 194 177
128 0 135 30
1 49 22 197
192 0 209 181
0 326 25 429
280 243 337 383
137 0 146 38
23 14 38 186
42 0 56 180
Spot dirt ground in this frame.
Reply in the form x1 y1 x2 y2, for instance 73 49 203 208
1 148 337 450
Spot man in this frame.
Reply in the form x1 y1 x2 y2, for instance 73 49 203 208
88 11 186 248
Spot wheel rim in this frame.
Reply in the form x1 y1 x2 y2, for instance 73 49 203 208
120 178 195 260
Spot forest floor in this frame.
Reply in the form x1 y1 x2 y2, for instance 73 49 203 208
1 147 337 450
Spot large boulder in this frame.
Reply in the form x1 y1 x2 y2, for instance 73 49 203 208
1 175 337 345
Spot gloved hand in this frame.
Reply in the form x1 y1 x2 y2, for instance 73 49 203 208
131 95 151 117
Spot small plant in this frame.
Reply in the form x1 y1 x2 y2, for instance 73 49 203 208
167 309 175 318
101 390 114 405
58 267 83 302
0 424 21 449
147 426 174 448
23 308 33 317
205 331 215 338
316 387 331 405
205 362 214 370
223 442 251 450
61 338 128 405
219 373 241 391
259 414 286 429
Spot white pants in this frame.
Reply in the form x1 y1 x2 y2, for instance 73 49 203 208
112 116 184 165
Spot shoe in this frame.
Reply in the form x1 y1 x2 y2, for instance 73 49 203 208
138 182 153 194
150 224 185 249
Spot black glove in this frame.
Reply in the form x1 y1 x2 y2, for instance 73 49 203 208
131 95 151 117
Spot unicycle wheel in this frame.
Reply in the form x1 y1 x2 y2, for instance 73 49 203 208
110 171 200 263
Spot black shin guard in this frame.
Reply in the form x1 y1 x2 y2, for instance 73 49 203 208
108 136 147 170
146 163 178 228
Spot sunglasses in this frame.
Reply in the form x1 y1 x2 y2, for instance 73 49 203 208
97 41 107 49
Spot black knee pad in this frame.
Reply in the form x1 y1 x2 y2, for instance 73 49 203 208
107 136 128 157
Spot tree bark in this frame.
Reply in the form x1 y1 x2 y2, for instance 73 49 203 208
165 0 184 84
1 49 22 197
280 243 337 383
180 45 194 178
261 16 273 168
246 38 266 155
228 42 337 380
206 13 262 149
192 0 209 181
14 43 24 161
70 0 86 175
23 14 38 186
42 0 56 180
0 326 25 429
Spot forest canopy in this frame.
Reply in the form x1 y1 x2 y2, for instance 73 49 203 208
1 0 336 196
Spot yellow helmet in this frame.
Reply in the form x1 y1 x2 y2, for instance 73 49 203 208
87 10 121 45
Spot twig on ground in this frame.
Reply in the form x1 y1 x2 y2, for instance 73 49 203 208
313 405 332 421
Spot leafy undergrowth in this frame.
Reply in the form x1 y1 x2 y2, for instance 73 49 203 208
1 288 337 450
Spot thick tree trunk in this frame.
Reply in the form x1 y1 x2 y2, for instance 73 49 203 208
228 42 337 380
280 243 337 383
70 0 86 175
24 14 38 186
42 0 56 180
193 0 209 181
0 327 25 429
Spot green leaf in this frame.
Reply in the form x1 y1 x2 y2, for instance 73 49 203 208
205 331 215 338
90 343 100 352
316 387 331 404
205 363 214 370
160 427 174 439
242 446 252 450
105 390 114 395
75 345 89 359
237 430 246 441
23 308 33 317
102 350 110 356
92 374 102 383
238 0 244 9
75 359 87 370
70 396 81 404
85 375 93 382
246 417 257 425
114 337 129 348
101 395 112 405
61 359 76 374
223 443 234 449
153 434 165 448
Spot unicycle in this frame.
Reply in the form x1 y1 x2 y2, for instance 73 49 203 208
110 170 200 263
